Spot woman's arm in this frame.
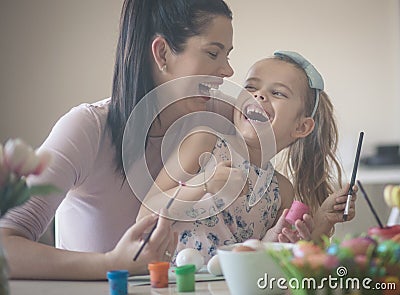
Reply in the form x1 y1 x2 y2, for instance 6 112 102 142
0 103 177 279
1 227 110 280
1 212 176 279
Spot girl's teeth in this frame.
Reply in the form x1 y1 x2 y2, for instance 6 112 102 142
245 105 269 122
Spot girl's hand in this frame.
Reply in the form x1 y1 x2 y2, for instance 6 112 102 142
105 209 177 276
262 209 313 243
278 213 314 243
315 183 358 227
311 183 357 240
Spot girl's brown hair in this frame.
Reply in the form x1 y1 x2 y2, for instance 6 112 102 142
276 57 343 214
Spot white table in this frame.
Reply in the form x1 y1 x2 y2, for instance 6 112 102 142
9 279 231 295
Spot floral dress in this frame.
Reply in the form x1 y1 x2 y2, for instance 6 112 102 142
172 137 281 264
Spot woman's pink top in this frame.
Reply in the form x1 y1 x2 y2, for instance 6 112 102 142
1 99 154 252
0 98 232 253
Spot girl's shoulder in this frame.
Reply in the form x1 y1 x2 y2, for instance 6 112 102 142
274 170 294 208
182 126 219 151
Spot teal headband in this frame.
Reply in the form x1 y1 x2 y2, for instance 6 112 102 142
273 50 324 118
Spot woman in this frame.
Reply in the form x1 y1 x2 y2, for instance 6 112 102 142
0 0 234 279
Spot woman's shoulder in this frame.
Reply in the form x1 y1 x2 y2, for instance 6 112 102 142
54 98 110 134
43 98 112 164
70 98 110 122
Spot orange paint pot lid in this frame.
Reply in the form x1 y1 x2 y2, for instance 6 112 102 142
148 261 170 271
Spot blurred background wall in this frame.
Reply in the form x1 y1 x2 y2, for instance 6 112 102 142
1 0 399 240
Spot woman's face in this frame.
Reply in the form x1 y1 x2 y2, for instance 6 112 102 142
234 58 309 152
165 15 234 78
155 15 234 114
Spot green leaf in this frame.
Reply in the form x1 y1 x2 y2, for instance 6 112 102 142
1 182 60 217
0 186 12 216
28 184 60 196
0 185 13 210
1 182 30 216
12 187 31 208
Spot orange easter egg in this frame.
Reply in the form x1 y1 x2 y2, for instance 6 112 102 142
391 233 400 243
292 253 338 271
308 253 339 270
293 241 322 258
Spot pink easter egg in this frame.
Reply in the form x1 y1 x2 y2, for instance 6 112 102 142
285 200 309 225
340 237 376 256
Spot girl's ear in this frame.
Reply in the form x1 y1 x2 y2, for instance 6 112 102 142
292 117 315 139
151 35 170 71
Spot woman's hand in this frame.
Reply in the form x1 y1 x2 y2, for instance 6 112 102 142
105 209 177 276
312 183 358 240
263 209 314 243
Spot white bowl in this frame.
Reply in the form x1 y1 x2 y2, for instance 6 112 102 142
217 242 293 295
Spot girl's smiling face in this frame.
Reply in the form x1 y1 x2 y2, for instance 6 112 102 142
234 58 313 152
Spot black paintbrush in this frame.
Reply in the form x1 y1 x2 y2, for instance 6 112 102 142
357 180 384 228
133 181 184 261
343 131 364 221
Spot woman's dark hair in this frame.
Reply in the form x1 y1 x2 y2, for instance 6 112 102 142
107 0 232 175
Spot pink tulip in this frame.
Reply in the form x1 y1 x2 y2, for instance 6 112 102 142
32 149 52 175
19 150 40 176
1 139 56 218
3 138 42 177
0 144 8 186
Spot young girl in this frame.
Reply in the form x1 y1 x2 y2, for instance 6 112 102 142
137 51 356 262
245 51 357 242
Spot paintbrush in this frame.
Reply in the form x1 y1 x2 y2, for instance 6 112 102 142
133 181 185 261
357 180 383 228
343 131 364 221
